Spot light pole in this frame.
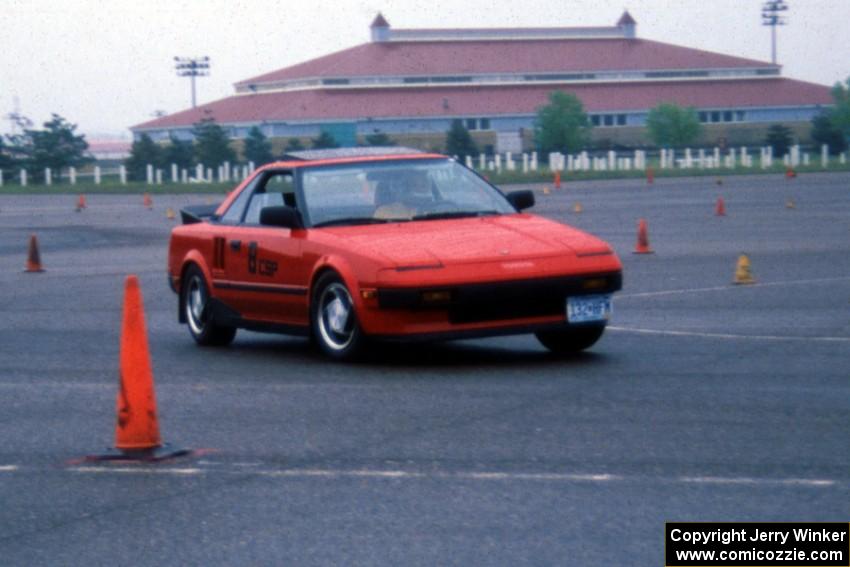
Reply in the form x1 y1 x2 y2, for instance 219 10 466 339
761 0 788 65
174 56 210 108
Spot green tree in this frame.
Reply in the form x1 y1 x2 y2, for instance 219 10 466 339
163 135 195 170
765 124 794 157
445 120 478 158
829 78 850 145
811 111 847 154
193 117 236 168
363 131 395 146
285 138 305 152
243 126 274 165
645 103 702 148
534 91 592 154
312 131 339 150
124 134 163 181
0 137 16 171
23 114 91 180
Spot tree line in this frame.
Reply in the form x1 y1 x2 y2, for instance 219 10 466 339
533 78 850 156
4 78 849 182
0 114 91 181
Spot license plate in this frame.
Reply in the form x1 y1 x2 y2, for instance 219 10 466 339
567 294 612 323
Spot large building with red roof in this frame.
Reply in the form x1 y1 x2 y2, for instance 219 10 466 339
132 11 833 154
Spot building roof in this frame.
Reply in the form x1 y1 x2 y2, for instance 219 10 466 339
617 11 637 26
235 38 776 89
134 78 832 130
370 13 389 28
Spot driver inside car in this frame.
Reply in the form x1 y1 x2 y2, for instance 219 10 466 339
373 170 433 220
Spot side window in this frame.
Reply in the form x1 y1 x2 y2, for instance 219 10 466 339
243 171 295 225
220 176 260 224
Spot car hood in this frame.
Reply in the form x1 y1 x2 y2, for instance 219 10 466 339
319 214 612 268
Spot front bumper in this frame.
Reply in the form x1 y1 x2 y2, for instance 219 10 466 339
358 271 622 338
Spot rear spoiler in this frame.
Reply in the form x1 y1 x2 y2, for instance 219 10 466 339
180 203 220 225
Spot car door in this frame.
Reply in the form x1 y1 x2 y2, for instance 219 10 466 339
220 170 309 326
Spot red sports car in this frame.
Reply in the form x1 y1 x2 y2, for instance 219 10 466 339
167 151 622 359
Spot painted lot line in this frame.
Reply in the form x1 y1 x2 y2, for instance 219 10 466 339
607 326 850 343
617 276 850 300
0 464 841 488
612 275 850 343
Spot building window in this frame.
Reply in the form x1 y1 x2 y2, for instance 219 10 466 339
616 114 627 126
735 111 745 122
604 115 614 127
711 111 721 123
591 115 601 126
466 119 477 130
699 112 708 123
479 118 491 130
723 111 733 122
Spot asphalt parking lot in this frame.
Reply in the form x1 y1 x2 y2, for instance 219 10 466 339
1 172 848 566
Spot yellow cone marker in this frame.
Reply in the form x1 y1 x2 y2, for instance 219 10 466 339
733 254 756 285
785 198 796 210
165 207 176 220
573 202 583 214
542 187 551 195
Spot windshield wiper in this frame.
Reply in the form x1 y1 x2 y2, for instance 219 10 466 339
312 217 407 228
412 210 500 221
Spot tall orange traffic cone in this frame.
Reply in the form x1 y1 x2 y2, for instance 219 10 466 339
75 194 87 212
24 234 44 272
646 166 655 185
87 276 188 462
715 197 726 216
733 254 756 285
554 170 561 189
143 193 153 209
633 219 654 254
115 275 161 452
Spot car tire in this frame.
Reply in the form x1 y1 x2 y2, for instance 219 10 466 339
311 272 366 360
182 265 236 346
535 324 606 355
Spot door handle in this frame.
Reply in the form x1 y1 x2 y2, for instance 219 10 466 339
229 240 241 251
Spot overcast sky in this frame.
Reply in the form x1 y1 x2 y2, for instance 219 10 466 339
1 0 847 139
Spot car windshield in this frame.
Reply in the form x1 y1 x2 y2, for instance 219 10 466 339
301 158 515 227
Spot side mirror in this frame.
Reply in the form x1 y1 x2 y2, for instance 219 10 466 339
260 205 303 229
506 190 535 211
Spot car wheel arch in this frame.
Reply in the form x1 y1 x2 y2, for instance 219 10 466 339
178 253 214 323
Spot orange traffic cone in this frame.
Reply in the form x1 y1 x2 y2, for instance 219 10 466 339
554 170 561 189
785 167 796 179
143 193 153 209
733 255 756 285
24 234 44 272
633 219 654 254
115 275 161 452
573 202 583 214
75 194 87 212
715 197 726 216
646 166 655 184
87 276 188 462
